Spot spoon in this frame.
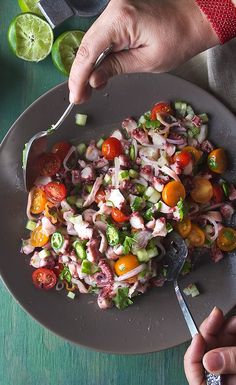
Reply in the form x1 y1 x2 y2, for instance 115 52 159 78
165 231 222 385
23 44 113 192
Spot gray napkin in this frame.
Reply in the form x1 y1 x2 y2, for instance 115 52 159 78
207 38 236 113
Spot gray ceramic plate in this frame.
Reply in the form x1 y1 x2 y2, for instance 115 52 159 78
0 73 236 354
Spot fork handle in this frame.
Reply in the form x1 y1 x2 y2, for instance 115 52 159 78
174 280 222 385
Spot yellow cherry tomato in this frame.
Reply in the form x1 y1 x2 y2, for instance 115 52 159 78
176 218 192 238
217 227 236 252
162 180 186 207
30 187 47 214
187 224 205 247
114 254 140 277
30 225 49 247
208 148 227 174
183 146 202 163
190 177 213 204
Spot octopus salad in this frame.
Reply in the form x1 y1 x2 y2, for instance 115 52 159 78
22 101 236 309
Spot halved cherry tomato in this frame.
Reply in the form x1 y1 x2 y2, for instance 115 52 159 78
176 218 192 238
30 187 47 214
174 151 192 168
217 227 236 252
212 184 224 203
190 177 213 204
102 137 123 160
52 141 71 161
44 182 67 204
151 102 173 120
208 148 227 174
30 225 49 247
187 224 205 247
32 268 57 290
183 146 202 163
114 254 140 276
162 180 186 207
38 153 61 176
95 188 106 204
111 208 129 223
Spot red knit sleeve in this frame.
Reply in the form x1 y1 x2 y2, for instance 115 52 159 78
195 0 236 44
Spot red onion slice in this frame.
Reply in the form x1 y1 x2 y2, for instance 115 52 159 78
115 264 146 281
63 145 76 171
200 214 219 241
160 165 180 182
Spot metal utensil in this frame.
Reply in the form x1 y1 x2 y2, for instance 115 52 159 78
165 231 222 385
23 44 113 191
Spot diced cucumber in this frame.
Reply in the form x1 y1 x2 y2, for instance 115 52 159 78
129 169 138 179
119 170 130 181
77 143 87 155
96 138 104 149
103 173 112 185
73 240 87 260
75 113 87 126
144 186 155 198
138 115 146 125
38 249 51 259
148 190 161 204
67 291 75 299
199 113 209 123
186 104 194 116
136 184 146 195
129 145 136 161
26 220 37 231
137 249 149 262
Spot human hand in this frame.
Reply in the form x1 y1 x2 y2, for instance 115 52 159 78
68 0 219 104
184 307 236 385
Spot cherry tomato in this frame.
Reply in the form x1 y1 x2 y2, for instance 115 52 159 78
32 268 57 290
52 141 71 161
38 153 61 176
208 148 227 174
151 102 173 120
95 188 106 204
174 151 192 168
217 227 236 252
30 225 49 247
114 254 140 276
190 177 213 204
111 208 129 223
30 187 47 215
187 224 205 247
212 184 224 203
176 218 192 238
183 146 202 163
162 181 186 207
102 137 123 160
44 182 67 204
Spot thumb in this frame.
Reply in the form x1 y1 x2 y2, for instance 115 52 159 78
203 347 236 375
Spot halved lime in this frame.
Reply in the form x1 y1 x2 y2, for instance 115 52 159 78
8 13 54 62
52 30 85 76
18 0 43 16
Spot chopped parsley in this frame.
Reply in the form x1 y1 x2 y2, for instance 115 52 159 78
113 288 133 310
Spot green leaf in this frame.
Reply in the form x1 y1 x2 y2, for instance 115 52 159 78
177 198 188 221
208 157 218 171
113 288 133 310
123 236 136 254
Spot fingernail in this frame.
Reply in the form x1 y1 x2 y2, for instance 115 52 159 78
69 92 75 104
209 306 218 318
204 352 224 372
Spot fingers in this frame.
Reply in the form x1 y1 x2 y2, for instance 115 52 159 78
199 307 225 349
203 347 236 375
89 47 152 89
68 3 131 104
184 334 206 385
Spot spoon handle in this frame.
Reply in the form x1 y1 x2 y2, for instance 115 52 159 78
174 279 222 385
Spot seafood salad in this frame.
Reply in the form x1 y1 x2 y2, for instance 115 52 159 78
22 101 236 309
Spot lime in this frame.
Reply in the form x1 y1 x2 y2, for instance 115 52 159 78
52 30 85 76
8 13 54 62
18 0 43 16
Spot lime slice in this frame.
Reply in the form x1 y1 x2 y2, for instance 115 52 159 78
52 30 85 76
8 13 54 62
18 0 43 16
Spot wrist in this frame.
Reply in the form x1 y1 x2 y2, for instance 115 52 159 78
195 0 236 44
